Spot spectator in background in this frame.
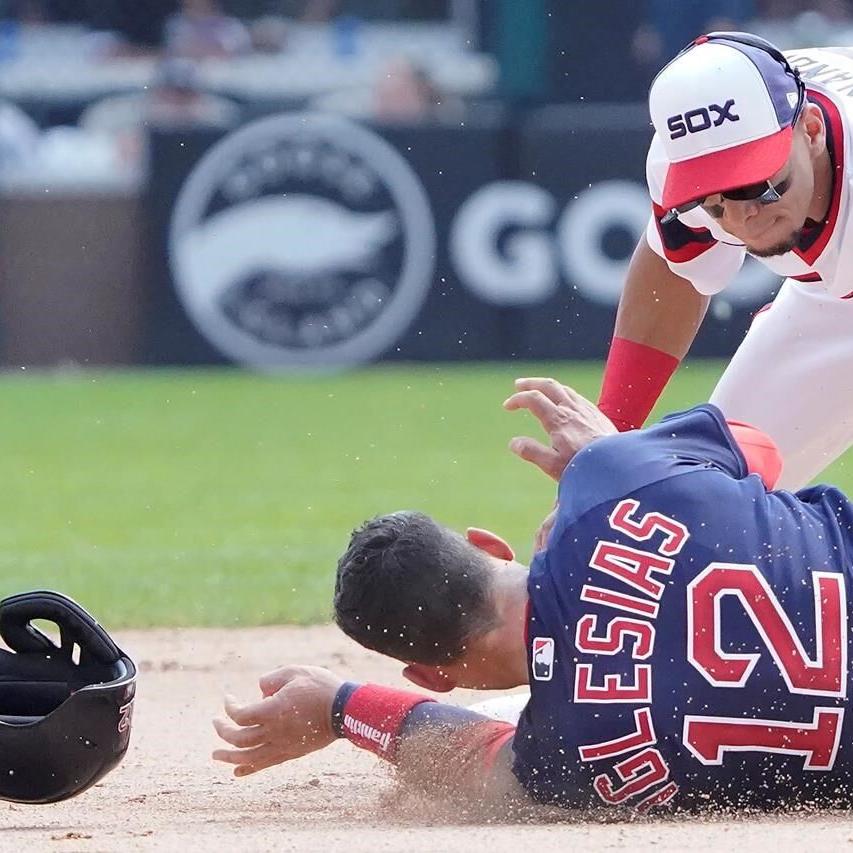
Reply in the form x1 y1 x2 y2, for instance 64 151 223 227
311 54 462 123
373 56 447 122
300 0 338 22
298 0 446 21
247 15 288 54
80 58 240 176
164 0 251 60
632 0 754 79
752 0 853 48
632 0 752 72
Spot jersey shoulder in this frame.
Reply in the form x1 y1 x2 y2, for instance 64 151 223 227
556 405 746 528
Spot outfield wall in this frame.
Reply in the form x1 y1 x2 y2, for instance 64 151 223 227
1 107 781 371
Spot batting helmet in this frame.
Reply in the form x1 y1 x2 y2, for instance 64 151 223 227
0 590 137 804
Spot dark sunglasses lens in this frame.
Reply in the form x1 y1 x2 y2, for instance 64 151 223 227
675 200 701 215
722 181 769 201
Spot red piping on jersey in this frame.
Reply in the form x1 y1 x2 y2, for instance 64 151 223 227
750 302 773 326
652 202 717 263
481 724 517 771
791 271 822 283
793 90 844 267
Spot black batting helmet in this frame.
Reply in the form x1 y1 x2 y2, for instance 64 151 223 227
0 590 137 804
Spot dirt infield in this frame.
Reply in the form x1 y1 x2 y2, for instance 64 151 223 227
2 626 853 852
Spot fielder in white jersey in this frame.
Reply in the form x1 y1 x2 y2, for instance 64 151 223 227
597 33 853 490
484 33 853 727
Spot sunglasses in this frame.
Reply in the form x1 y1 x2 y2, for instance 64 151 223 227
658 31 805 225
661 172 793 224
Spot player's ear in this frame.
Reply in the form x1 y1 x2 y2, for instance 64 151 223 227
465 527 515 561
802 102 826 155
402 664 457 693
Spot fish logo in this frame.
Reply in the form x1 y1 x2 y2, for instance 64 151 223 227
170 113 436 370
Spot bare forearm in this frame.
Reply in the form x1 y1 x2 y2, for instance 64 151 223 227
598 238 710 431
215 670 525 813
614 238 710 360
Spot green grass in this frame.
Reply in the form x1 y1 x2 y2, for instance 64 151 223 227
1 361 850 628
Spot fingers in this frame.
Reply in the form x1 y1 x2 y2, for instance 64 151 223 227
231 757 284 777
508 436 562 480
213 743 289 777
503 390 562 430
259 665 304 698
213 743 272 766
513 377 577 406
225 692 287 727
533 507 557 552
231 752 293 777
213 716 267 748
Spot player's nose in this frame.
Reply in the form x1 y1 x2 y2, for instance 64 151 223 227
724 198 763 228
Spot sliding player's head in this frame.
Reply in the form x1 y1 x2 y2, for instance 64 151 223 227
334 511 521 690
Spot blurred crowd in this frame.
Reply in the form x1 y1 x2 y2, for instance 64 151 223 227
2 0 853 188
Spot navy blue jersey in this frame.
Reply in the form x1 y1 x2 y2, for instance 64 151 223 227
512 405 853 813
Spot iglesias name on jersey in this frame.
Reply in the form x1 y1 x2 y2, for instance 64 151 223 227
511 405 853 812
646 47 853 299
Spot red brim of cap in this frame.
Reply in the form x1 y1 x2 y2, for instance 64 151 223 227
661 126 794 210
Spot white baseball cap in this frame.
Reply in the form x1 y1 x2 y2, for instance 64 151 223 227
649 33 803 211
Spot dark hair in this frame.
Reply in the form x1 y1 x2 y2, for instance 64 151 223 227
334 511 498 665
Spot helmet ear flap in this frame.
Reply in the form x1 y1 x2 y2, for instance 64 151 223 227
0 591 121 667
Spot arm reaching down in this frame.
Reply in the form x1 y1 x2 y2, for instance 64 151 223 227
599 238 709 431
213 666 526 813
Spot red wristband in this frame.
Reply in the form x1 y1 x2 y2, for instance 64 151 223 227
340 683 434 762
598 337 680 431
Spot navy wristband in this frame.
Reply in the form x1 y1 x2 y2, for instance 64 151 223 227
331 681 360 738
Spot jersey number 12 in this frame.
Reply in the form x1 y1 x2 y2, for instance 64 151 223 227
683 563 846 771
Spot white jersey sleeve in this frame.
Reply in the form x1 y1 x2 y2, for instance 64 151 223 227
645 133 746 296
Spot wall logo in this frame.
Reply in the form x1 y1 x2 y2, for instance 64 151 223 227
450 179 779 309
170 113 436 370
532 636 555 682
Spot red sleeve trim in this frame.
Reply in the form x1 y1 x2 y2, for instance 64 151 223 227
482 724 517 772
651 202 717 264
793 91 843 266
726 420 783 489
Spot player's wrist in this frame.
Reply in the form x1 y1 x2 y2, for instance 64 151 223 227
331 682 435 761
330 681 360 738
599 337 680 431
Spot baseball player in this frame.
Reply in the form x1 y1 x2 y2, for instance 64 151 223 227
213 377 853 814
599 32 853 490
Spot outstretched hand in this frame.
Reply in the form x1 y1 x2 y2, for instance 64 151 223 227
212 665 343 777
504 377 617 481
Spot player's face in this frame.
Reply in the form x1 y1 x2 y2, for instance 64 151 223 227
700 152 811 256
699 114 823 257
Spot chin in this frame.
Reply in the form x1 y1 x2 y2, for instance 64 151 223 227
747 227 803 258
